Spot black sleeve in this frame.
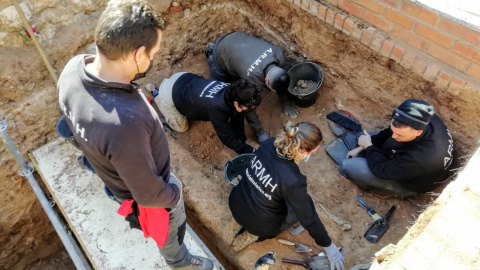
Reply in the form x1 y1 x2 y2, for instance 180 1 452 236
284 181 332 247
108 121 180 208
209 109 254 154
371 127 392 148
365 146 429 181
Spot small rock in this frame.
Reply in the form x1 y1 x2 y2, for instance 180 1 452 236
172 2 179 7
214 146 219 150
200 154 205 159
296 80 304 87
177 64 182 68
301 82 307 88
342 224 352 231
165 55 171 60
201 5 207 10
183 8 191 20
171 151 176 155
359 192 364 196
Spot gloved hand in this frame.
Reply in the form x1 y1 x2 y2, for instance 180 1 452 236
258 133 269 143
283 104 299 118
324 243 345 270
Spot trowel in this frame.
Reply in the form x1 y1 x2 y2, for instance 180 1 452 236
364 206 395 243
277 239 312 253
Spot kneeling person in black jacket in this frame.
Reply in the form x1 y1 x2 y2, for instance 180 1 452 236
339 99 454 195
155 72 261 155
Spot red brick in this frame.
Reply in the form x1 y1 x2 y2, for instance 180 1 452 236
326 9 337 25
357 0 385 14
385 9 415 30
391 45 405 63
438 19 480 46
400 50 417 69
426 43 470 71
335 13 347 31
412 58 427 76
169 6 182 13
423 64 440 82
301 0 310 11
466 64 480 80
415 24 454 48
378 0 401 9
362 10 391 32
339 0 364 18
351 23 364 40
447 77 467 95
435 71 453 89
370 31 386 52
380 40 394 58
318 5 328 21
453 42 480 65
361 27 376 46
401 2 439 26
391 25 428 50
309 1 320 16
342 17 355 35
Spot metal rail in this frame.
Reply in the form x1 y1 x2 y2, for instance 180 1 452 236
0 120 90 269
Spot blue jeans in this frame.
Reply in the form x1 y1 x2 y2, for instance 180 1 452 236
339 157 417 196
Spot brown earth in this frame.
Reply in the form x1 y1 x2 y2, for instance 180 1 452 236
1 0 479 269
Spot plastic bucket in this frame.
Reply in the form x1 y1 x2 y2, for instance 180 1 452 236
287 62 324 108
223 153 255 187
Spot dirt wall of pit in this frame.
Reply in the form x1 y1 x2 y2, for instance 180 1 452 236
1 0 479 269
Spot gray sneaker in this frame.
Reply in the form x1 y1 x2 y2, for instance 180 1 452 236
175 255 213 270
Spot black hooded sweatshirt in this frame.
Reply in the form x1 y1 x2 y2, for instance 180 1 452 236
366 115 454 192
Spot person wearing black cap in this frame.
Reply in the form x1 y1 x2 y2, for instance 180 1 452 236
205 31 297 143
339 99 454 195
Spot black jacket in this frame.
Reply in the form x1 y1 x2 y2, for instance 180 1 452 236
57 55 179 208
172 73 254 155
229 138 332 247
214 31 285 88
366 115 454 192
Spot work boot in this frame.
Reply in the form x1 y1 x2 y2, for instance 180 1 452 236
174 255 213 270
232 230 258 252
204 43 214 58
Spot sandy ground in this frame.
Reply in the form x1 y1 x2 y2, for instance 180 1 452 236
2 0 478 269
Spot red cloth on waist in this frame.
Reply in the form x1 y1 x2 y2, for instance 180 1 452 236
117 200 170 248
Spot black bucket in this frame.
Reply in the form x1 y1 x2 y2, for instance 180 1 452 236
223 154 255 187
287 62 323 108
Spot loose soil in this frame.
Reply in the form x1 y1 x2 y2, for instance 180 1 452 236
2 0 479 269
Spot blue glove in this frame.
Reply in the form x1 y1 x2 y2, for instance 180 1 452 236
258 133 269 143
324 243 345 270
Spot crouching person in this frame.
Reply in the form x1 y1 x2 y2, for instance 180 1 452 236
228 121 345 270
155 72 261 155
339 99 454 196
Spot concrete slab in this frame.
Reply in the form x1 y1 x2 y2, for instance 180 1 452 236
30 138 223 270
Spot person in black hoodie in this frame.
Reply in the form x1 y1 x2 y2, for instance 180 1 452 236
228 121 345 270
154 72 261 155
205 31 297 143
339 99 454 195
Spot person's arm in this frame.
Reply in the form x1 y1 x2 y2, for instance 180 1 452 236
371 127 392 148
365 147 428 181
108 122 180 208
284 181 332 247
209 110 254 154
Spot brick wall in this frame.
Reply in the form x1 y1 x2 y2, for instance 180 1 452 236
289 0 480 95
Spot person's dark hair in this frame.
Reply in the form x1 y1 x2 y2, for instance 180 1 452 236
267 66 290 95
391 119 410 129
274 121 322 164
225 79 261 110
95 0 165 60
